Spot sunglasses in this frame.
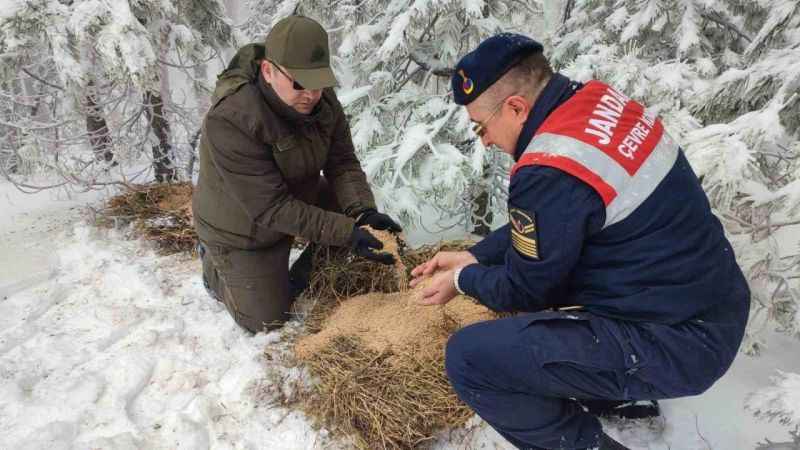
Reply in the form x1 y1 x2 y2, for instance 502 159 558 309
471 100 505 138
269 60 305 90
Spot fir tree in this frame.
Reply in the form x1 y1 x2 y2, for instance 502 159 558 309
0 0 233 187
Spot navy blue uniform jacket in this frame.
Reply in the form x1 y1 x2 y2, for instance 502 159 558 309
458 74 750 327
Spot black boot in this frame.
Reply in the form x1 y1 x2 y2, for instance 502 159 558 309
198 242 222 302
288 243 314 299
597 431 630 450
581 399 660 420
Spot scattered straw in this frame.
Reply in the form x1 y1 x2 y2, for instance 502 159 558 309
302 229 407 333
99 182 195 254
291 237 500 449
302 335 474 449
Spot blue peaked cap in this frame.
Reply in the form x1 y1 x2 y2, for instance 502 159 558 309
451 33 544 105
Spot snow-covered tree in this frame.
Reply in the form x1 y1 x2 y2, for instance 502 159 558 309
0 0 233 188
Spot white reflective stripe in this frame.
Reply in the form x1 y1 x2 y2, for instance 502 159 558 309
523 131 679 228
604 132 678 227
526 132 629 197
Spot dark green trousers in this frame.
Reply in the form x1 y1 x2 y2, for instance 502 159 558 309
197 179 340 333
200 236 295 332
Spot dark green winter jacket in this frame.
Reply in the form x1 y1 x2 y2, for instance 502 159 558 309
192 44 376 249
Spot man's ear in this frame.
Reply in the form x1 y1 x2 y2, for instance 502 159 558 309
507 95 531 124
260 60 272 83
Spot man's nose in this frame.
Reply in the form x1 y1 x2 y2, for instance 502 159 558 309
303 89 323 99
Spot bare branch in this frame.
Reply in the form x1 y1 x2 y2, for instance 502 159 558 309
754 219 800 233
157 48 219 69
21 68 65 91
408 49 453 78
0 160 70 193
701 10 753 43
0 116 79 130
0 52 22 61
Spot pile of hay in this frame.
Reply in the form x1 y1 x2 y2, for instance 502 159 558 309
100 182 195 254
301 235 476 331
292 230 498 449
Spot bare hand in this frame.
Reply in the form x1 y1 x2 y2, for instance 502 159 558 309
417 269 458 306
409 251 477 287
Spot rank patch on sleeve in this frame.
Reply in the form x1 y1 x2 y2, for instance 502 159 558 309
509 208 539 259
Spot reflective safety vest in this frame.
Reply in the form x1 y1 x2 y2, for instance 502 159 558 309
512 81 679 229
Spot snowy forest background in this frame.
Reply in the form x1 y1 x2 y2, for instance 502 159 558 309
1 0 799 442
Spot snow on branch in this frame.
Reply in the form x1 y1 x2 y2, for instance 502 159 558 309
745 0 800 59
408 48 453 78
700 10 752 44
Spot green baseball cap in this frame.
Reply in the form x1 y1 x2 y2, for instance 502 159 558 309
265 16 339 90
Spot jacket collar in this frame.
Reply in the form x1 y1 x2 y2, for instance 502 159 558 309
513 73 583 161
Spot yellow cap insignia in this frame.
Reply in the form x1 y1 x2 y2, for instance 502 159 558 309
509 208 539 259
459 69 474 95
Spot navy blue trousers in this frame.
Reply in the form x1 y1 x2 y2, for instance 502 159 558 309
445 309 745 449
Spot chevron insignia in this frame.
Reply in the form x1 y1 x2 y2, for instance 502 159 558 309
509 207 539 259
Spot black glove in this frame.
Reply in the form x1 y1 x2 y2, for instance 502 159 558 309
356 209 403 233
349 227 396 265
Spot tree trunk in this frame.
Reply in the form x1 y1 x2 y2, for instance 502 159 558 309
562 0 576 24
143 90 175 183
186 129 201 180
1 80 19 174
472 186 493 237
472 161 494 237
144 20 177 183
85 80 114 163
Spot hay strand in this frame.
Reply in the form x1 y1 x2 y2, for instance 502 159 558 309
303 336 474 450
99 182 196 254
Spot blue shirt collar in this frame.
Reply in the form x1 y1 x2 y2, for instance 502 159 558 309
513 73 582 161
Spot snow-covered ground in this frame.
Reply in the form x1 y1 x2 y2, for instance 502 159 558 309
1 180 799 450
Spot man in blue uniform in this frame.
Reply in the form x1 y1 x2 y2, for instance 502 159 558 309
409 34 750 450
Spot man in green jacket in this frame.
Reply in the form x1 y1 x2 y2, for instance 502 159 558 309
192 16 401 333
